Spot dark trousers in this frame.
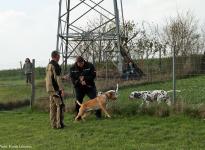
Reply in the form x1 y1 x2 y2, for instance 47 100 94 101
75 86 101 118
26 73 32 84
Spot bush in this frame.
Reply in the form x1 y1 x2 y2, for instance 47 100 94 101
33 97 205 119
183 104 205 119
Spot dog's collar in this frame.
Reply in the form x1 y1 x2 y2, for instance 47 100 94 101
102 94 109 102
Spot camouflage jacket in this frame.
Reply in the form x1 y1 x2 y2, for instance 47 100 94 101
45 60 64 93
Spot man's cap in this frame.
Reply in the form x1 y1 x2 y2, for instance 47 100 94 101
76 56 84 63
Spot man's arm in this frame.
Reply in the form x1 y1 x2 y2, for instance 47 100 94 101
45 64 55 92
52 65 64 92
70 67 80 86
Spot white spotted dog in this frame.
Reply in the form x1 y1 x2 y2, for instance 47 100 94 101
129 90 181 106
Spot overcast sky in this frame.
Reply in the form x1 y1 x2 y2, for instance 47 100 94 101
0 0 204 70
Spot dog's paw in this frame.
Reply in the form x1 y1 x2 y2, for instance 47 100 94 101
74 120 81 123
107 115 111 118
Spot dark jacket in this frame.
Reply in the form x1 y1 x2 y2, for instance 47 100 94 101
70 61 96 88
23 62 32 74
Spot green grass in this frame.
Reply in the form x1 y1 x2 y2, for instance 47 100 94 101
0 80 31 103
2 74 204 104
1 74 205 149
0 79 43 103
0 78 72 103
0 110 205 150
119 75 205 104
0 67 45 80
64 75 205 113
0 67 46 103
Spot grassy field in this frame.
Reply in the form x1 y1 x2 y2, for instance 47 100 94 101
0 75 205 149
0 79 73 104
0 79 44 103
0 67 46 103
62 75 205 114
0 65 205 105
0 110 205 150
1 74 205 104
118 75 205 104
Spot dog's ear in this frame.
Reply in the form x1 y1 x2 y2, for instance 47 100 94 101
134 92 141 98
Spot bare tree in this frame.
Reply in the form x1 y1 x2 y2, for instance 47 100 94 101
163 11 202 56
200 23 205 53
130 22 166 60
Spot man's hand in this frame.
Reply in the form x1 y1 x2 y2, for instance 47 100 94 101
79 76 84 82
79 76 86 85
81 81 86 85
62 75 69 81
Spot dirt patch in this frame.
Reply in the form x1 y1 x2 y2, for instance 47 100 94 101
34 97 50 112
0 99 30 111
33 92 74 112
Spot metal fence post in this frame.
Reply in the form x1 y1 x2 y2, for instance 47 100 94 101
113 0 123 75
146 49 149 81
173 45 176 103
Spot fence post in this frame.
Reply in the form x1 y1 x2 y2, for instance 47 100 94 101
105 51 108 86
20 61 23 70
30 59 35 109
172 45 176 103
146 49 149 81
20 61 24 79
159 48 162 80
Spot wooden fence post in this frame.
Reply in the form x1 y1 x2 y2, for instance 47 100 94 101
30 59 35 109
20 61 23 70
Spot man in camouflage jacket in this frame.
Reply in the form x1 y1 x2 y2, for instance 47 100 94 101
46 51 65 129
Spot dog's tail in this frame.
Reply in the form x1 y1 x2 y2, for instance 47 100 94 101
167 90 181 93
115 83 119 96
76 100 82 106
116 83 119 93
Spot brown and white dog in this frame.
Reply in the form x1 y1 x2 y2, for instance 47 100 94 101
75 84 119 121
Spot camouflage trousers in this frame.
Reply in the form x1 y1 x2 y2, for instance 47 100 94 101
49 92 64 129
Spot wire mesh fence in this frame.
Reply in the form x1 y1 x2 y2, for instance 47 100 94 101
0 53 205 111
93 53 205 104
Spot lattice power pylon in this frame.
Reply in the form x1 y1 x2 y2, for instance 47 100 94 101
56 0 123 74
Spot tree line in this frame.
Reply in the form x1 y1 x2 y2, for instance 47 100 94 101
76 10 205 64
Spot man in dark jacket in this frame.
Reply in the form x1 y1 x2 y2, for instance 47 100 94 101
70 56 101 119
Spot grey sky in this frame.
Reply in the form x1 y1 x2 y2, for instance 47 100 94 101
0 0 204 70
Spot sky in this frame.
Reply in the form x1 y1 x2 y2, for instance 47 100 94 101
0 0 205 70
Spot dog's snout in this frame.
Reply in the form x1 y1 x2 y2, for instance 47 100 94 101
129 93 135 99
129 96 133 99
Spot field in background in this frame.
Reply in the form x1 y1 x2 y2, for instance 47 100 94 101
64 75 205 111
0 67 46 103
0 54 204 105
0 72 205 106
0 67 71 104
